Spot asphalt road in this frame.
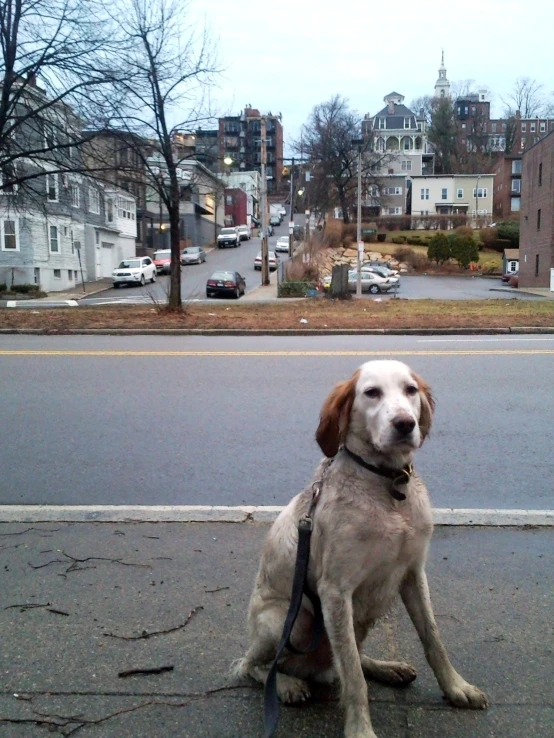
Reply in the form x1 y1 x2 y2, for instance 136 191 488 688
1 334 553 509
84 217 293 304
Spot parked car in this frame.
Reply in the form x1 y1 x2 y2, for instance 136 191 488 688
112 257 156 287
279 206 287 217
153 249 172 274
269 214 281 227
502 270 517 283
322 269 394 294
236 225 250 241
206 270 246 299
217 227 240 248
181 246 206 265
254 251 279 271
362 266 400 288
274 236 290 253
508 272 519 288
362 260 399 276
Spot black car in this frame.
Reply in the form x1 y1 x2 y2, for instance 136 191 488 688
206 270 246 299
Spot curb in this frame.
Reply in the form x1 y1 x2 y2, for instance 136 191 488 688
1 327 554 336
1 505 554 526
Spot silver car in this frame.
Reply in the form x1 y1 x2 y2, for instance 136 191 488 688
181 246 206 265
236 225 251 241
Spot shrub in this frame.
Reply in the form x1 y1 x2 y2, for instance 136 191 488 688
480 227 498 247
393 245 415 263
490 238 513 253
496 221 519 247
278 281 316 297
450 234 479 269
13 283 40 293
376 233 386 242
428 232 452 265
0 283 6 293
323 220 342 249
391 236 406 244
408 253 430 271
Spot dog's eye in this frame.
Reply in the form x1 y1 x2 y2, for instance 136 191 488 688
406 385 419 396
364 388 381 399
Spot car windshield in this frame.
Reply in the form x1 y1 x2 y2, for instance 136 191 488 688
277 237 288 243
154 251 171 259
221 228 236 235
183 248 199 254
210 271 234 280
118 260 141 269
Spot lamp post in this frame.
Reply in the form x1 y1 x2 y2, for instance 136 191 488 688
352 138 364 298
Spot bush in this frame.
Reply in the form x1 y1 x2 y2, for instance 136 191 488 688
408 253 430 271
377 233 386 242
451 234 479 269
480 227 498 247
0 283 6 293
489 238 513 253
393 245 415 263
453 226 475 238
428 232 451 265
391 236 406 244
13 284 40 294
496 220 519 247
323 220 342 249
278 281 316 297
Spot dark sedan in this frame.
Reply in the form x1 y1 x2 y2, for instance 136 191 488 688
206 270 246 299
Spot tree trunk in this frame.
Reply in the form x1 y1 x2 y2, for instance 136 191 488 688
339 188 350 223
167 184 182 310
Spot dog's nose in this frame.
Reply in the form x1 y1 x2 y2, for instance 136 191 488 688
392 415 416 436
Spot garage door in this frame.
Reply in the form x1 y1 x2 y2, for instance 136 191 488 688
101 242 114 278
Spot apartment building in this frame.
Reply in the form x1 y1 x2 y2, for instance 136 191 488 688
492 155 522 219
409 174 494 223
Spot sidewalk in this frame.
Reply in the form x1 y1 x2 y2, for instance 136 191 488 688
1 521 551 737
41 278 113 302
490 285 554 299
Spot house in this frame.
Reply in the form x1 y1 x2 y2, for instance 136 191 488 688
219 106 284 194
502 248 519 276
224 188 248 227
408 174 494 225
519 130 554 289
492 155 522 219
220 170 261 223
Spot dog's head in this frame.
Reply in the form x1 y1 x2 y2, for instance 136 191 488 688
315 360 435 458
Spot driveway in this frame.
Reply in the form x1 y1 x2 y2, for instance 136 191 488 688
371 275 542 300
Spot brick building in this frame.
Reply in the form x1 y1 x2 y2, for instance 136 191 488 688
224 188 248 227
492 155 522 219
519 130 554 289
219 106 284 193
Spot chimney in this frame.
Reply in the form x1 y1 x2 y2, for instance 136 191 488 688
27 71 37 87
387 101 395 115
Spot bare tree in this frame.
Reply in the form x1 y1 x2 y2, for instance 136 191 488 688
503 78 545 118
0 0 122 196
100 0 219 310
451 79 477 99
410 95 434 124
299 95 386 224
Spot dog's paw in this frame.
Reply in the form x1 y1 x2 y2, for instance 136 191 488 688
361 657 417 687
277 674 311 705
445 680 488 710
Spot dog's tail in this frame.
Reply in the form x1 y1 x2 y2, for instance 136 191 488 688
229 657 250 678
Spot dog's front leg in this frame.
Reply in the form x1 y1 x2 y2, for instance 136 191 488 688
320 586 377 738
400 567 488 710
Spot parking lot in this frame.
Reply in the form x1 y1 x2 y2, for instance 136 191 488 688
367 275 540 300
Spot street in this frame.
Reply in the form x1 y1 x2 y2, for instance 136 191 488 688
1 333 553 509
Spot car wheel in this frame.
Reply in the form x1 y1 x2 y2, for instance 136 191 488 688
369 284 380 294
151 271 156 283
140 274 146 286
113 283 120 289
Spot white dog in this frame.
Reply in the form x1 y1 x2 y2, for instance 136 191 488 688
235 360 487 738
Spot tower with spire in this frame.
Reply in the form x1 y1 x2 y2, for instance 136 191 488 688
434 50 451 99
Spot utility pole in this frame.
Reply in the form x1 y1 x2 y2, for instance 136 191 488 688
288 156 295 257
260 116 270 286
356 145 362 298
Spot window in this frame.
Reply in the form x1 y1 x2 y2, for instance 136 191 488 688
530 122 536 132
384 186 402 195
53 269 61 279
471 106 476 115
521 137 526 149
421 188 429 200
540 121 546 132
403 139 412 151
89 187 100 214
461 123 466 129
537 209 541 230
71 183 80 207
511 179 521 193
473 187 488 198
521 123 527 132
511 197 521 212
43 122 57 149
388 207 402 215
508 261 518 273
441 188 448 200
378 117 386 129
0 164 18 195
106 199 114 223
49 225 59 252
539 162 542 186
47 173 58 201
535 255 540 276
512 159 522 174
401 160 412 171
68 270 73 280
404 118 410 129
457 188 464 199
492 123 497 133
2 219 17 250
95 229 99 245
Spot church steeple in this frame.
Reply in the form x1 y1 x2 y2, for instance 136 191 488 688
434 50 450 99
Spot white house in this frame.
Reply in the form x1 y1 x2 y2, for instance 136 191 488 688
409 174 495 225
84 189 137 281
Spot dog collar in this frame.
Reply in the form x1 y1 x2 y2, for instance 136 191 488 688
343 446 413 501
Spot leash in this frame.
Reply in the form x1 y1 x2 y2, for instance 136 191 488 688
343 446 413 501
263 462 331 738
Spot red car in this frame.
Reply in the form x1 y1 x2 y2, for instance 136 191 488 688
502 271 517 283
508 272 519 288
153 249 172 274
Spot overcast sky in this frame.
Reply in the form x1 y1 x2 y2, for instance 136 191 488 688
194 0 554 151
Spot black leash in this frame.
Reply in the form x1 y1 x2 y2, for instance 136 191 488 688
263 473 327 738
343 446 413 501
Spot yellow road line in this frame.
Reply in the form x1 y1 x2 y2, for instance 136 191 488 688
1 350 554 357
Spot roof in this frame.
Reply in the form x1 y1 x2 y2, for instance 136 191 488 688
503 249 520 259
374 103 416 120
409 174 496 179
385 91 404 99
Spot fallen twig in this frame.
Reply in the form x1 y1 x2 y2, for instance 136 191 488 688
118 665 174 678
28 550 151 575
104 605 203 641
0 527 59 537
47 608 70 617
5 602 51 612
205 586 229 594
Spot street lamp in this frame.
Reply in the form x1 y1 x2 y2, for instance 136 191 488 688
223 156 233 166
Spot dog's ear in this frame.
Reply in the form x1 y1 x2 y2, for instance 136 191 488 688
315 371 359 457
412 372 435 443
